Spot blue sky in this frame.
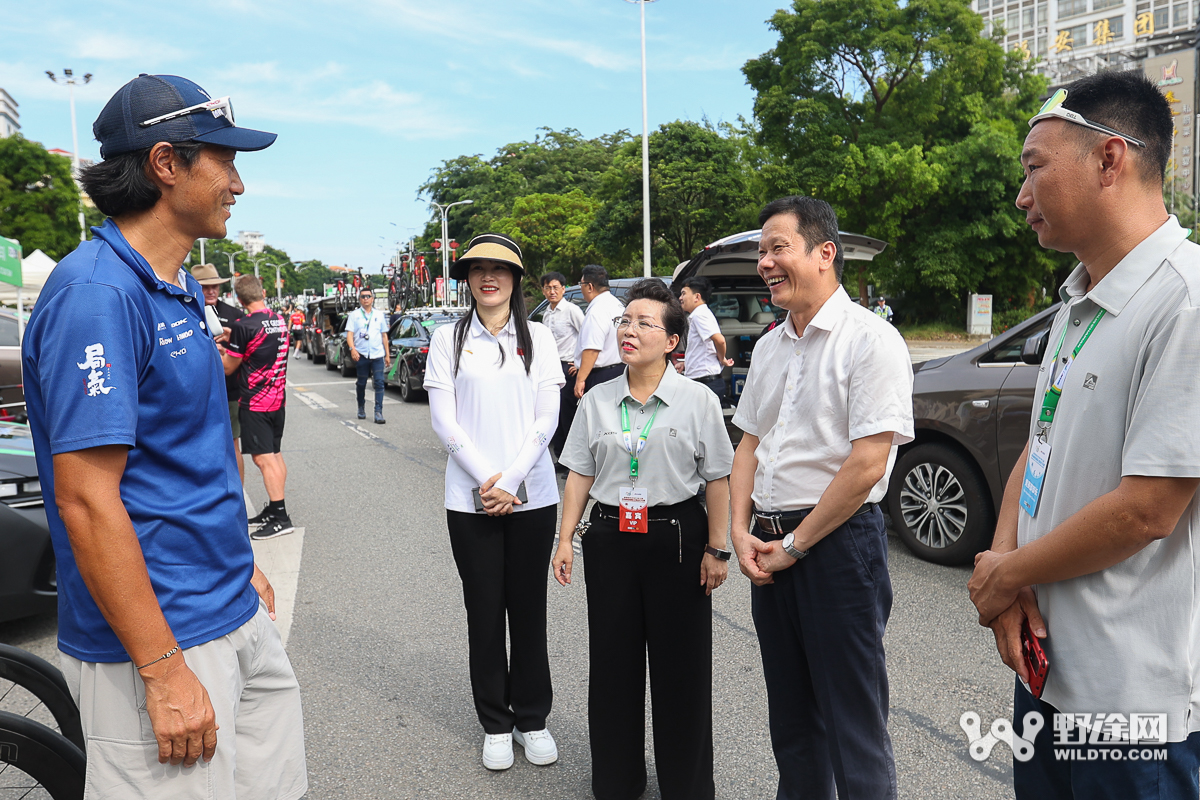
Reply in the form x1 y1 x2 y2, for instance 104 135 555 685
4 0 785 270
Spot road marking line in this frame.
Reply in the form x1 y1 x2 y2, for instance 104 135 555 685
293 390 338 408
243 489 303 648
286 379 357 387
340 419 383 441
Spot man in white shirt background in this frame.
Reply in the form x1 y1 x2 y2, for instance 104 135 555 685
540 272 584 459
678 276 734 406
968 71 1200 797
346 288 391 424
573 264 626 399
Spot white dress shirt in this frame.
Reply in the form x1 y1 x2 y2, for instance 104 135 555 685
575 290 626 368
683 303 722 379
424 314 566 513
543 300 585 363
346 307 388 359
731 287 914 510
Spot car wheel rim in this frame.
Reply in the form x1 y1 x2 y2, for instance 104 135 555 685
400 366 409 398
899 463 969 549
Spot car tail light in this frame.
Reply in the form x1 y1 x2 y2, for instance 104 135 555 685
419 347 429 354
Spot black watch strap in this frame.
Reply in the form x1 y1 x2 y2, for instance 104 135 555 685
705 544 732 561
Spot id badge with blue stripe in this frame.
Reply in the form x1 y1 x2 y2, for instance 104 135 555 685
1019 437 1052 517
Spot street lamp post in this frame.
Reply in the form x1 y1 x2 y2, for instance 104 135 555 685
624 0 656 278
430 199 474 308
46 69 93 243
266 262 293 303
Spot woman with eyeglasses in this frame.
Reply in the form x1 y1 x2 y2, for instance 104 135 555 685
423 233 566 772
553 278 735 800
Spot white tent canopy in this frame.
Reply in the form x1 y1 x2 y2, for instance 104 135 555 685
0 249 57 306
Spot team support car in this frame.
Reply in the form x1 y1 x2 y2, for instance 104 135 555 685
384 308 468 402
0 420 55 623
670 229 889 439
887 303 1058 566
0 310 26 422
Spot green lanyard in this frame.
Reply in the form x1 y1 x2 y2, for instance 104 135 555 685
620 399 662 482
1038 307 1105 428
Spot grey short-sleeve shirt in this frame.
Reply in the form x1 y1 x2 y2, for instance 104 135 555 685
560 365 735 506
1016 216 1200 742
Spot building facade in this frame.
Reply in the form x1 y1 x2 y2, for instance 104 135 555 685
237 230 265 256
0 90 19 138
979 0 1199 201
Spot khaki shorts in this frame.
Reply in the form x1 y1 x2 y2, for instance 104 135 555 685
228 400 241 440
60 603 307 800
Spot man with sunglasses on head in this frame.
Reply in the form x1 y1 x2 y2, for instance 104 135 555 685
969 71 1200 796
21 74 306 799
346 287 390 424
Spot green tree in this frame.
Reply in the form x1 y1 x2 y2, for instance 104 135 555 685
0 135 87 260
417 128 629 248
492 190 602 285
590 120 758 274
743 0 1074 320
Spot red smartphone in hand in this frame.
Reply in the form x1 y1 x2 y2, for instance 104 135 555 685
1021 620 1049 699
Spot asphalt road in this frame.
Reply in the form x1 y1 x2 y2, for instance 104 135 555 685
0 343 1020 800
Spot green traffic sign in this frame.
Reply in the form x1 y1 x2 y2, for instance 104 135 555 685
0 236 21 288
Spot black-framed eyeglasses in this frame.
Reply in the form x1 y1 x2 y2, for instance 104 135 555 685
614 316 667 333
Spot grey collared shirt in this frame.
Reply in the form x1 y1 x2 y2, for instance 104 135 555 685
560 365 735 506
1016 215 1200 742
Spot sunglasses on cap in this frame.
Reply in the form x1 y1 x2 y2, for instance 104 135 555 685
139 96 234 129
1027 88 1146 148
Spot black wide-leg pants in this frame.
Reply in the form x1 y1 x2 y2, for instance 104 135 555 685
582 497 715 800
447 505 557 734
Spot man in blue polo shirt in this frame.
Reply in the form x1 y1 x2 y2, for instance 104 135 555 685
22 74 306 799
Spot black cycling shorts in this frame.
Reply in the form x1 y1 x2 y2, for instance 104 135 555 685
239 407 285 455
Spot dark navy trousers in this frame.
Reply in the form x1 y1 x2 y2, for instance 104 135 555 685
355 355 385 413
1013 677 1200 799
750 506 897 800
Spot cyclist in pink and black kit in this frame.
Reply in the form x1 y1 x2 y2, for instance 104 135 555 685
223 275 294 539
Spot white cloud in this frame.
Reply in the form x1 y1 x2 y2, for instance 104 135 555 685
75 34 186 63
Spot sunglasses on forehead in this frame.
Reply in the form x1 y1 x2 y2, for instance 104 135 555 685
139 96 235 129
1027 88 1147 148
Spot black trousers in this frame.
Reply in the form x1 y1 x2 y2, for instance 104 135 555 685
692 373 730 408
553 360 578 456
446 505 557 734
585 362 625 393
583 497 715 800
751 505 897 800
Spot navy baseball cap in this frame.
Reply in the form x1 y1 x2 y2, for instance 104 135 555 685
93 74 276 159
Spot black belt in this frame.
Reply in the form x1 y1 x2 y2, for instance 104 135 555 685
589 496 702 563
692 373 723 382
754 503 876 537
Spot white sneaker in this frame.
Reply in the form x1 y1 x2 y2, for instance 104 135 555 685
512 727 558 765
482 733 514 770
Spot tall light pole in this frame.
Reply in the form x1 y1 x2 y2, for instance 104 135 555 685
266 262 293 303
625 0 656 278
430 199 474 307
46 69 93 243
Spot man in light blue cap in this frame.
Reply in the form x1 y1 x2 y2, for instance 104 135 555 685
22 74 307 799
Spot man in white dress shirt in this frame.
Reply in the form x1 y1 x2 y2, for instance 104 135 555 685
730 195 913 800
573 264 626 399
678 276 733 406
540 271 584 458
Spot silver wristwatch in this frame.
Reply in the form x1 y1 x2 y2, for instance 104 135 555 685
781 532 809 560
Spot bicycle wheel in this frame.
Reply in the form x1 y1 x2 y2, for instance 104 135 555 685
0 646 83 751
0 711 86 799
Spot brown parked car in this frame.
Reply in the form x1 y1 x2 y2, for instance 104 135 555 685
888 304 1058 565
0 310 25 422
